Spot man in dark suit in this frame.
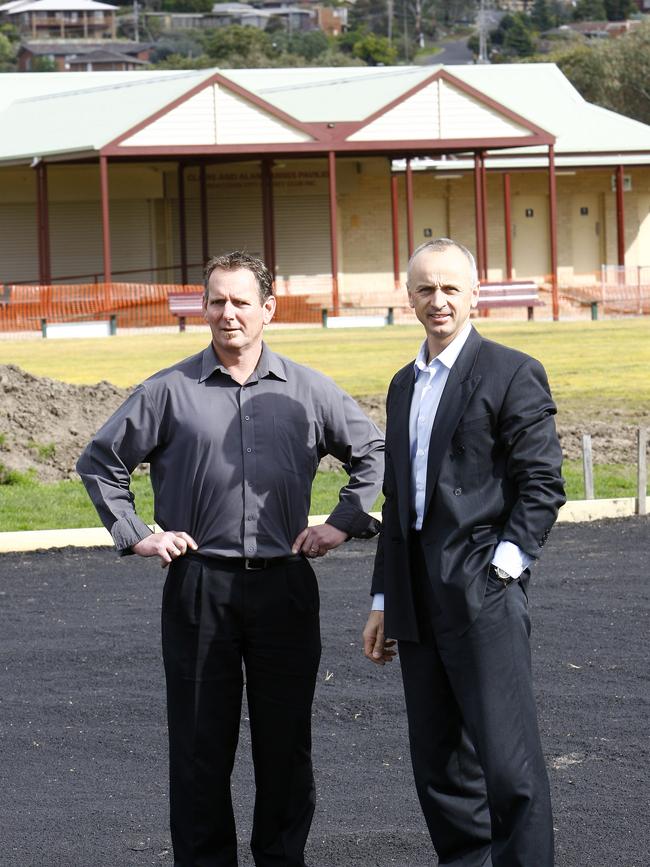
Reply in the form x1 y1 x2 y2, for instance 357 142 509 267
363 238 565 867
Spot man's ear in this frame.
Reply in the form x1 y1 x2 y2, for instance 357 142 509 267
407 290 415 309
262 295 277 325
471 283 480 309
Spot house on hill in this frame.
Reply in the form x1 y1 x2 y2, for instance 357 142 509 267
0 0 118 39
17 40 151 71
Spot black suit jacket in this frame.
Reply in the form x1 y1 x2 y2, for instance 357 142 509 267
372 327 566 639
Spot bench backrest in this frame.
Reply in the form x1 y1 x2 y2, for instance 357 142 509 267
168 292 203 316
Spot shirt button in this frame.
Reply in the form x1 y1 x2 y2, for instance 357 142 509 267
246 448 252 453
454 487 462 496
244 415 250 421
417 449 424 456
248 545 254 553
247 514 254 521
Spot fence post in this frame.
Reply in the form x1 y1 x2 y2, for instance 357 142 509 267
40 318 47 339
321 308 328 328
109 314 117 336
582 434 594 500
637 427 647 516
590 301 598 321
387 307 394 326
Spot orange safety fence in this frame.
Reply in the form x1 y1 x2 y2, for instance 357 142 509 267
0 283 324 331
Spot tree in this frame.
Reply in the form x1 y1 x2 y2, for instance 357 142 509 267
201 24 274 65
352 32 397 64
549 43 613 106
603 0 635 20
502 16 535 56
531 0 555 32
30 56 57 72
573 0 607 21
0 32 16 71
149 30 205 64
608 21 650 123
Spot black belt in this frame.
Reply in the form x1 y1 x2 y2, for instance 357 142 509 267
185 551 304 572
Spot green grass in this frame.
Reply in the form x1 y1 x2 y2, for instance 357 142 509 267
1 320 648 532
562 460 648 501
0 470 384 532
1 465 645 533
2 319 649 409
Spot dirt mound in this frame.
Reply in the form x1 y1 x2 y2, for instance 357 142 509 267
0 364 646 482
0 365 130 482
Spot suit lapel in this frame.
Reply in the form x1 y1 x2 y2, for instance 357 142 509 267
388 364 415 540
422 329 483 518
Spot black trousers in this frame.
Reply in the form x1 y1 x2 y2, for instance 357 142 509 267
161 554 322 867
398 536 554 867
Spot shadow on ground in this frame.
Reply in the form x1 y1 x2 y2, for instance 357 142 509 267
1 518 648 866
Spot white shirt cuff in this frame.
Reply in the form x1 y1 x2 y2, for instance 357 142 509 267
371 592 385 612
491 540 533 580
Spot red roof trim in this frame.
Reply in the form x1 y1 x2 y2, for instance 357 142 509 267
101 134 553 158
340 68 554 145
103 71 321 151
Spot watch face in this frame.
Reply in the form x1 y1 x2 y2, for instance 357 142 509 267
492 565 514 585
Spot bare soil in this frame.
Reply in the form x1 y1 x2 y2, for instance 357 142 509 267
0 364 647 482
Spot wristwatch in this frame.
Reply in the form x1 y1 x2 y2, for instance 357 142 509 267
490 564 516 587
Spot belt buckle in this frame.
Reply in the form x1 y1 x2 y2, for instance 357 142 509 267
244 557 265 571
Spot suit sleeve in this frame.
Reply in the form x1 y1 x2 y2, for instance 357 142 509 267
370 383 395 595
499 357 566 559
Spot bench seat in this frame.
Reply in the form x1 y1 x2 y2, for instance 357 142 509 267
477 281 542 320
168 292 203 331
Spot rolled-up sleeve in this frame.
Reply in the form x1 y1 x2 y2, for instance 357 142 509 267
321 387 385 539
76 385 162 553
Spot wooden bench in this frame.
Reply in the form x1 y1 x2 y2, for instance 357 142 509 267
477 281 542 320
168 292 203 332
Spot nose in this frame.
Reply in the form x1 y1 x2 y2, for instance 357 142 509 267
428 288 447 309
222 300 236 320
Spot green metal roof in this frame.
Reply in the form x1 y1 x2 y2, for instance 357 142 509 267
0 63 649 165
0 69 214 161
223 66 439 123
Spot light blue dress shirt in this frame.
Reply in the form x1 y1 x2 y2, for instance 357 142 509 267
372 324 532 612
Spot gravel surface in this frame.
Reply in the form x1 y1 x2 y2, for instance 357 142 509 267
1 518 648 867
1 364 648 481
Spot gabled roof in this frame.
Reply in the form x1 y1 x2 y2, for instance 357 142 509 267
18 40 151 56
67 49 148 64
5 0 117 11
0 63 649 166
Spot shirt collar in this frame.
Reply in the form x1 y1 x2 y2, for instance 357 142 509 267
414 322 473 375
199 341 288 383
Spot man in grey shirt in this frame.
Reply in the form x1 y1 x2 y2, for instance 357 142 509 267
77 251 384 867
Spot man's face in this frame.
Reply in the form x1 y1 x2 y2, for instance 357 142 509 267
203 267 276 356
407 246 479 355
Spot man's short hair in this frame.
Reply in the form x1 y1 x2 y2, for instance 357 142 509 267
203 251 274 304
407 238 479 289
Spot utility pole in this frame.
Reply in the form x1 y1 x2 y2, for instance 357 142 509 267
133 0 140 42
477 0 489 64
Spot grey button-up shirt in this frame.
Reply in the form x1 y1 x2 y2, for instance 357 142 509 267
77 342 385 558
